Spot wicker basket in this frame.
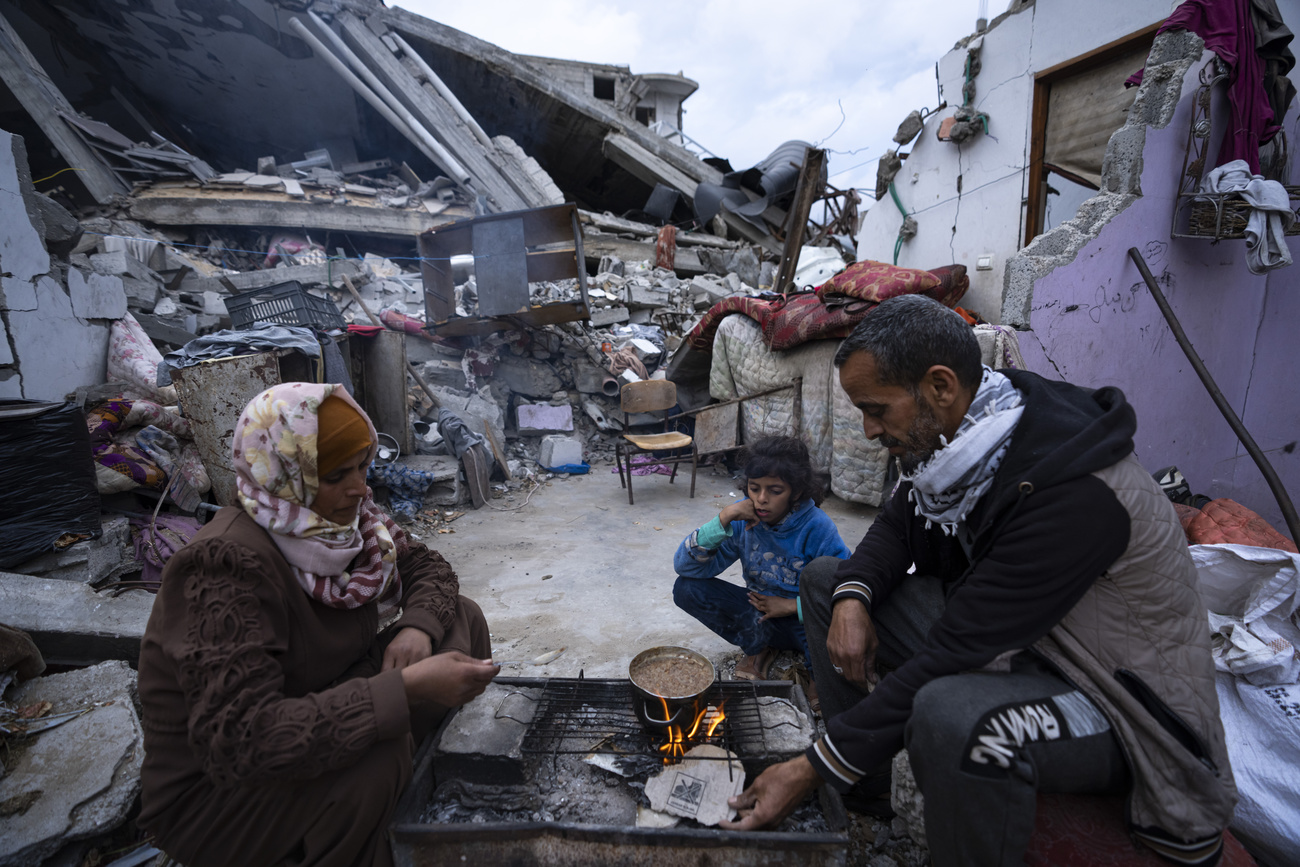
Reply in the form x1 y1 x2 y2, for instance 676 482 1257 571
1185 187 1300 239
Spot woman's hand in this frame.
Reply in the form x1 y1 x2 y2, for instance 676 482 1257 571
720 499 760 529
400 651 499 706
748 592 797 622
382 627 433 672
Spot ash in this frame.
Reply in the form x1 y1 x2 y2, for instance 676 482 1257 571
422 751 830 834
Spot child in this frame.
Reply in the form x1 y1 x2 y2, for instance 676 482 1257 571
673 436 851 682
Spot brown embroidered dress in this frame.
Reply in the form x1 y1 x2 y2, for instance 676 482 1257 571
137 507 488 867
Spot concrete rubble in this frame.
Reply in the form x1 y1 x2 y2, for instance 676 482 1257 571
0 0 875 862
0 661 143 867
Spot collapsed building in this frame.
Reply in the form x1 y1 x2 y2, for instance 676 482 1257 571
1 0 1299 864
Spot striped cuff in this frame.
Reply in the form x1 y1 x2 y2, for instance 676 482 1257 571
831 580 873 608
805 734 866 793
1131 827 1224 866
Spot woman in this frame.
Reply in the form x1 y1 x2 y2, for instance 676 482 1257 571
137 383 498 867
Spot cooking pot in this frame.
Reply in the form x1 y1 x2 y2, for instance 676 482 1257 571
628 645 716 729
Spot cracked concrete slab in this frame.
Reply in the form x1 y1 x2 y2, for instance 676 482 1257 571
0 662 142 867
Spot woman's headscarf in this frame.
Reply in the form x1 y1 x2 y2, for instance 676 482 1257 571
232 382 407 609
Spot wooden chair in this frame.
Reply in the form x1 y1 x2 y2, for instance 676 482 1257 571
615 380 697 505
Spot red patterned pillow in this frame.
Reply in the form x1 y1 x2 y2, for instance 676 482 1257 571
816 260 941 303
760 293 876 351
923 263 969 308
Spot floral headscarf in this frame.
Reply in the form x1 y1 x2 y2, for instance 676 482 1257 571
232 382 407 609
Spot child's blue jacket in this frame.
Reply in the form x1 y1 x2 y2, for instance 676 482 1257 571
673 498 851 598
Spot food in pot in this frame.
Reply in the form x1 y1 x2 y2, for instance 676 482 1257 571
633 656 713 697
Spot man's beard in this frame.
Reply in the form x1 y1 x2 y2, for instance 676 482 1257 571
880 394 945 474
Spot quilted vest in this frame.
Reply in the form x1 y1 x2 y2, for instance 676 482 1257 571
1031 454 1237 843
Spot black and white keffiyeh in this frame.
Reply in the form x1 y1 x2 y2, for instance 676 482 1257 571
903 367 1024 534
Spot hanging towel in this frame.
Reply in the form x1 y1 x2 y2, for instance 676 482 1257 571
1200 159 1295 273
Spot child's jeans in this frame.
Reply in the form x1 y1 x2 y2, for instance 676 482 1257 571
672 575 811 672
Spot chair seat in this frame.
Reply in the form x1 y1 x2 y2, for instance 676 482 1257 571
623 432 693 451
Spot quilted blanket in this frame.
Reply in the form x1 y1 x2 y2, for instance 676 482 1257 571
710 315 891 505
709 317 1028 507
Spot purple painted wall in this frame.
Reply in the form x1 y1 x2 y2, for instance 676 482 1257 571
1019 63 1300 541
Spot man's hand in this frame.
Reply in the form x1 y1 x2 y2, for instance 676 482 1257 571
720 499 760 529
720 755 823 831
827 598 879 689
748 592 797 622
400 651 499 706
382 627 433 672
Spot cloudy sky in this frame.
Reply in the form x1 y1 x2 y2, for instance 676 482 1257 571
397 0 985 201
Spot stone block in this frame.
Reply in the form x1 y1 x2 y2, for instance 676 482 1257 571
67 269 127 320
0 132 51 282
388 454 466 507
0 571 155 666
517 403 574 434
572 362 617 396
417 357 468 390
539 435 583 469
589 305 630 327
0 661 143 867
627 284 670 308
628 308 654 325
0 275 37 312
119 275 160 309
202 290 227 315
434 684 540 785
493 355 562 398
8 276 111 401
88 251 155 282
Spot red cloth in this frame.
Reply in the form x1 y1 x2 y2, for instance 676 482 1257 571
1127 0 1276 173
379 308 432 339
761 292 875 351
655 225 677 271
346 324 384 337
1027 793 1256 866
1183 498 1298 551
815 259 941 303
924 263 970 308
685 295 775 351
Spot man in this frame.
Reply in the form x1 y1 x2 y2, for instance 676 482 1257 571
720 295 1236 866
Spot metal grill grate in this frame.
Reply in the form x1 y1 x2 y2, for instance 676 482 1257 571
496 678 772 759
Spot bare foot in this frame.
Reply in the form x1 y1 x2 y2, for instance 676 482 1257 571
733 647 776 681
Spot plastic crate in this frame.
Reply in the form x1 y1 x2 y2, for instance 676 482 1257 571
225 280 345 331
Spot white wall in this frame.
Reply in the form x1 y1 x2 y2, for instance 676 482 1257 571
856 0 1176 322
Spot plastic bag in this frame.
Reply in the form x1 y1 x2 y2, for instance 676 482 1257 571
1191 544 1300 685
0 400 101 569
1215 674 1300 865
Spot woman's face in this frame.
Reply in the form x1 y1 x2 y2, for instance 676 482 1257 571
313 447 370 525
747 475 795 525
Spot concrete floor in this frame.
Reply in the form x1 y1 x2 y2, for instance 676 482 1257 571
422 460 878 678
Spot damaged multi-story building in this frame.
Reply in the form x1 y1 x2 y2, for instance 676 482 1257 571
857 0 1299 536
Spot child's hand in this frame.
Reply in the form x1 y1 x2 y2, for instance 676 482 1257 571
721 499 761 529
748 592 797 622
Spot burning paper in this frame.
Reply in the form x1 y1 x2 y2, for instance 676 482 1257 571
644 744 745 826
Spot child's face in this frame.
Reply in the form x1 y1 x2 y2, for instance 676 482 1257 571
747 475 795 524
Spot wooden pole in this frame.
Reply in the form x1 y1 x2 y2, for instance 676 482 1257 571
772 147 827 296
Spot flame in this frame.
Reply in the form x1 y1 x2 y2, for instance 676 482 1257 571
706 701 727 738
657 701 728 763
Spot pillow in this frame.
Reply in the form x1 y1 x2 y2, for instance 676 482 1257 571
761 292 875 351
816 259 941 303
923 263 970 308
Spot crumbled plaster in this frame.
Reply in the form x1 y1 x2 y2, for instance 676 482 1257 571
1001 29 1204 327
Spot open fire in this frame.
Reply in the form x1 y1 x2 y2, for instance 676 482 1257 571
649 695 727 762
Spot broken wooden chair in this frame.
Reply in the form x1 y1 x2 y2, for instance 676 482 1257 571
614 379 697 505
